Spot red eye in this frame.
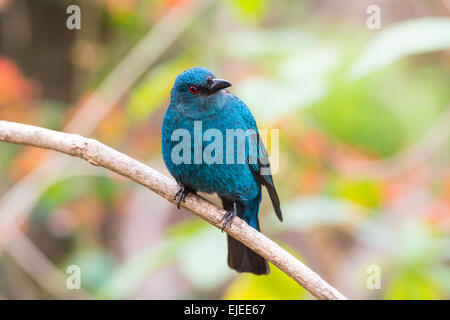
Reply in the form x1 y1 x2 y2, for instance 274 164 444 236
189 86 197 94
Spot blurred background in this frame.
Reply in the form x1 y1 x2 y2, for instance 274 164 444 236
0 0 449 299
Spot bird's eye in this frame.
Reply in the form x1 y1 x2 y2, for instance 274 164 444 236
189 86 197 94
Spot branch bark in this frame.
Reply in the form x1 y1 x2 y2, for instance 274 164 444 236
0 120 347 300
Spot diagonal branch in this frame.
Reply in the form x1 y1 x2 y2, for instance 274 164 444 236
0 120 347 300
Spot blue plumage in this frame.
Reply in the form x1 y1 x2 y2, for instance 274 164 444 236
162 67 282 274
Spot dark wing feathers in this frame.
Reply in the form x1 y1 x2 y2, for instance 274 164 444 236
247 132 283 222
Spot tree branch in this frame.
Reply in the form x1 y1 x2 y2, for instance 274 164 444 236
0 120 347 300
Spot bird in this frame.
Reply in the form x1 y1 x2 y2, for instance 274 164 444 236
161 67 282 275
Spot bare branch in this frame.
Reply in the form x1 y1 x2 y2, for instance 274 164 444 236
0 120 347 300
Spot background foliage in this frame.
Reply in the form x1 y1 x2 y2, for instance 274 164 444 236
0 0 449 299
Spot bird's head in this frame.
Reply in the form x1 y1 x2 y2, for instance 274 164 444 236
170 67 232 117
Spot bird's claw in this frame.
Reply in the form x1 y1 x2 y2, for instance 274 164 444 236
221 202 237 232
174 185 193 209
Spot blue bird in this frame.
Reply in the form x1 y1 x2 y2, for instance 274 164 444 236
162 67 282 275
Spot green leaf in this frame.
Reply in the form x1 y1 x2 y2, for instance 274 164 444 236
384 272 443 300
231 39 341 123
0 143 19 176
312 77 404 156
33 176 120 221
337 180 380 208
394 222 441 269
126 60 192 125
166 217 208 240
223 244 310 299
63 248 114 292
168 220 233 291
427 266 450 295
224 0 271 24
95 240 180 299
349 18 450 79
33 177 87 221
222 30 318 61
269 196 363 232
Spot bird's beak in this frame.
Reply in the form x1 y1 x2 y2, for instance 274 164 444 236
208 78 231 94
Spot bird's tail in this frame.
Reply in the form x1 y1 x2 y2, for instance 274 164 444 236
222 197 269 275
227 234 269 275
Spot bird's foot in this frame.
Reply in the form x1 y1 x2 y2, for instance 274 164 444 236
174 185 194 209
221 202 237 232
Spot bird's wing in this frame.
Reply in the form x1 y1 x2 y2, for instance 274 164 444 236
227 93 282 221
247 130 283 222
